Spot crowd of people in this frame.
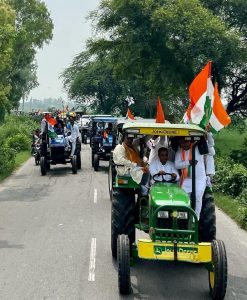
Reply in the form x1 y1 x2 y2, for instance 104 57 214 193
113 128 215 220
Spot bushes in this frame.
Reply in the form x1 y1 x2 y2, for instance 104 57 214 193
214 157 247 229
214 157 247 197
0 146 16 175
0 115 38 177
5 133 30 152
230 138 247 168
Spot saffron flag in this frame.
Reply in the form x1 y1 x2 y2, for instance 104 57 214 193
156 96 165 123
188 61 213 128
126 108 135 120
209 84 231 132
45 114 57 126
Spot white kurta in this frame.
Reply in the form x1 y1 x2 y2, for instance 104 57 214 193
149 160 179 183
113 144 143 184
175 146 206 219
67 124 80 155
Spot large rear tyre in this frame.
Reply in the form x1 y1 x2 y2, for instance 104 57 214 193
94 154 99 171
72 155 77 174
40 156 46 176
209 240 227 300
199 189 216 242
118 235 131 295
111 189 135 259
108 158 116 201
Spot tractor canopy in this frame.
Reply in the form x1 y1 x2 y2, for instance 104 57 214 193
122 122 205 137
150 182 190 208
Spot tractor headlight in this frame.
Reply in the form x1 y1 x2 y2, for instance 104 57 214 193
157 211 169 219
177 212 188 219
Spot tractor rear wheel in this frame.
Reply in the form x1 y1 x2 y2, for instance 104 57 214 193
208 239 227 300
199 189 216 242
111 189 135 259
40 156 46 176
72 155 77 174
117 234 131 295
108 158 116 201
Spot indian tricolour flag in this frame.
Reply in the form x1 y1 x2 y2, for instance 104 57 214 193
183 61 231 131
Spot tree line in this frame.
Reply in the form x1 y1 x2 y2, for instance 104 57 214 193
0 0 53 122
62 0 247 119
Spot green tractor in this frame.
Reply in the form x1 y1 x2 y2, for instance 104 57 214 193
111 123 227 299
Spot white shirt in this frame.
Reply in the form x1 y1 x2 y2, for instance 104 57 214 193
113 144 143 184
69 123 80 142
41 118 47 134
149 160 179 182
175 146 206 193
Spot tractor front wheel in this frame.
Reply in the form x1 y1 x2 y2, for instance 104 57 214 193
208 239 227 300
117 234 131 295
94 154 99 171
40 156 46 176
111 189 135 259
72 155 77 174
77 153 81 169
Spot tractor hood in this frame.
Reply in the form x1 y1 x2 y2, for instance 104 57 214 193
150 183 190 208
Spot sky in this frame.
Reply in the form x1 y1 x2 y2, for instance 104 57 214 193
30 0 100 100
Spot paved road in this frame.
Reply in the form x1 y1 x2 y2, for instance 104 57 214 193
0 144 246 300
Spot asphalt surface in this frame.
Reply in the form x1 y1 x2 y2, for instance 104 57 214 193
0 144 246 300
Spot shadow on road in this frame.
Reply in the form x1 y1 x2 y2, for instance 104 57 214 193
0 183 50 202
0 240 23 249
112 259 211 300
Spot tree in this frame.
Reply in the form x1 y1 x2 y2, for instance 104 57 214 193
7 0 53 109
0 1 15 122
64 0 246 117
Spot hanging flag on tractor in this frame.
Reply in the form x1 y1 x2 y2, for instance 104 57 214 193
126 108 135 120
210 83 231 132
156 96 165 123
183 61 231 131
45 114 57 126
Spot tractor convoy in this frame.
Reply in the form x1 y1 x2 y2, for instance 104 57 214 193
35 113 227 300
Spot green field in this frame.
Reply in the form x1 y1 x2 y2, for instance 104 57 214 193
214 128 247 155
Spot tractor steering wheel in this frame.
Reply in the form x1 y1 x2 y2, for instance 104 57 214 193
152 172 176 183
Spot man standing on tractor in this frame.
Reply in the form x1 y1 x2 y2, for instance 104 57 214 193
149 147 179 183
66 116 80 157
113 134 149 188
175 138 207 219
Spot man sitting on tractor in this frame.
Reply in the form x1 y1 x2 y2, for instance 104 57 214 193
175 138 207 219
149 147 179 183
113 134 149 188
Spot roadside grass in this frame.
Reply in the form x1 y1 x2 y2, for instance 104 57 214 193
0 151 30 182
214 192 247 230
214 128 247 156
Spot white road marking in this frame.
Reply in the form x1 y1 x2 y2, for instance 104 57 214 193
94 188 97 204
88 238 97 281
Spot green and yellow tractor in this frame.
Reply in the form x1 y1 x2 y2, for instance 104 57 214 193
111 123 227 300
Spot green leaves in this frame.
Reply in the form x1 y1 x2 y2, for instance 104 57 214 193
63 0 246 117
0 0 53 121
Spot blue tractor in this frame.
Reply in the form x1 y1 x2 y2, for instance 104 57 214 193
90 116 117 171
